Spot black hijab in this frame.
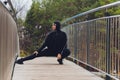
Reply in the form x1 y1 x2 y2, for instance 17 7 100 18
53 21 61 31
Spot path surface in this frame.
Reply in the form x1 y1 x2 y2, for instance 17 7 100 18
13 57 104 80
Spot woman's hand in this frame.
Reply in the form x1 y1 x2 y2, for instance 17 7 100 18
33 51 38 56
57 53 62 59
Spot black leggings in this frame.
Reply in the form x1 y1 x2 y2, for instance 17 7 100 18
21 49 70 62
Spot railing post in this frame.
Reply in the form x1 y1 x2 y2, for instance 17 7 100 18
74 26 77 63
105 12 111 80
86 16 90 68
86 22 90 70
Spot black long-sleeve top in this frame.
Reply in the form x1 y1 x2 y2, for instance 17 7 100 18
37 30 67 54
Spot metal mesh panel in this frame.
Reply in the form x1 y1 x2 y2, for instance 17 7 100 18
63 16 120 79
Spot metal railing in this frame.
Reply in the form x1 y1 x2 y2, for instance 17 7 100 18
62 1 120 80
0 2 19 80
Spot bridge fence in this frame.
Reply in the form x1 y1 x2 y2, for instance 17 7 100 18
62 1 120 80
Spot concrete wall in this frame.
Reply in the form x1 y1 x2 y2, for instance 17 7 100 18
0 2 19 80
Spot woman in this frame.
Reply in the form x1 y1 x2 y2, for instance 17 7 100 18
16 21 70 65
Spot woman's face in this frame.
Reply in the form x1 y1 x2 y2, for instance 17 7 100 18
52 23 56 31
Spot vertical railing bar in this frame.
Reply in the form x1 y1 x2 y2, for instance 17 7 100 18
97 20 100 70
86 21 90 65
100 21 102 70
118 17 120 79
116 17 119 78
113 17 115 75
96 20 98 69
111 17 113 75
102 19 104 71
93 21 96 67
76 24 78 60
104 18 107 72
74 24 76 59
115 17 117 76
101 20 103 71
113 17 116 75
106 17 111 80
105 19 106 72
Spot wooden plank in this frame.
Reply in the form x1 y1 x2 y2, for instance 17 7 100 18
13 57 104 80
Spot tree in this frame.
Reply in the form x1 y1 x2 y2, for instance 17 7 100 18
24 1 46 54
7 0 30 20
23 0 120 54
11 0 30 18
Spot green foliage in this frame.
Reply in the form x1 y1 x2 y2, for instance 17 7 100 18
95 0 119 17
17 18 24 27
23 0 120 54
20 50 29 57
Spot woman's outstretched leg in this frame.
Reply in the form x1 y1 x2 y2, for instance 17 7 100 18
15 54 37 64
15 49 49 64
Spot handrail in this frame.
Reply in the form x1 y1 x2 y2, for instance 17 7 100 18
62 1 120 24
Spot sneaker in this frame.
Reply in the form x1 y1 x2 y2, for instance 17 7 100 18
57 59 63 65
15 58 24 64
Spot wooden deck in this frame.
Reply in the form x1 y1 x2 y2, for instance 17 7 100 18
13 57 104 80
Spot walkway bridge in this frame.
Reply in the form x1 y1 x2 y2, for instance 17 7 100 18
0 1 120 80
